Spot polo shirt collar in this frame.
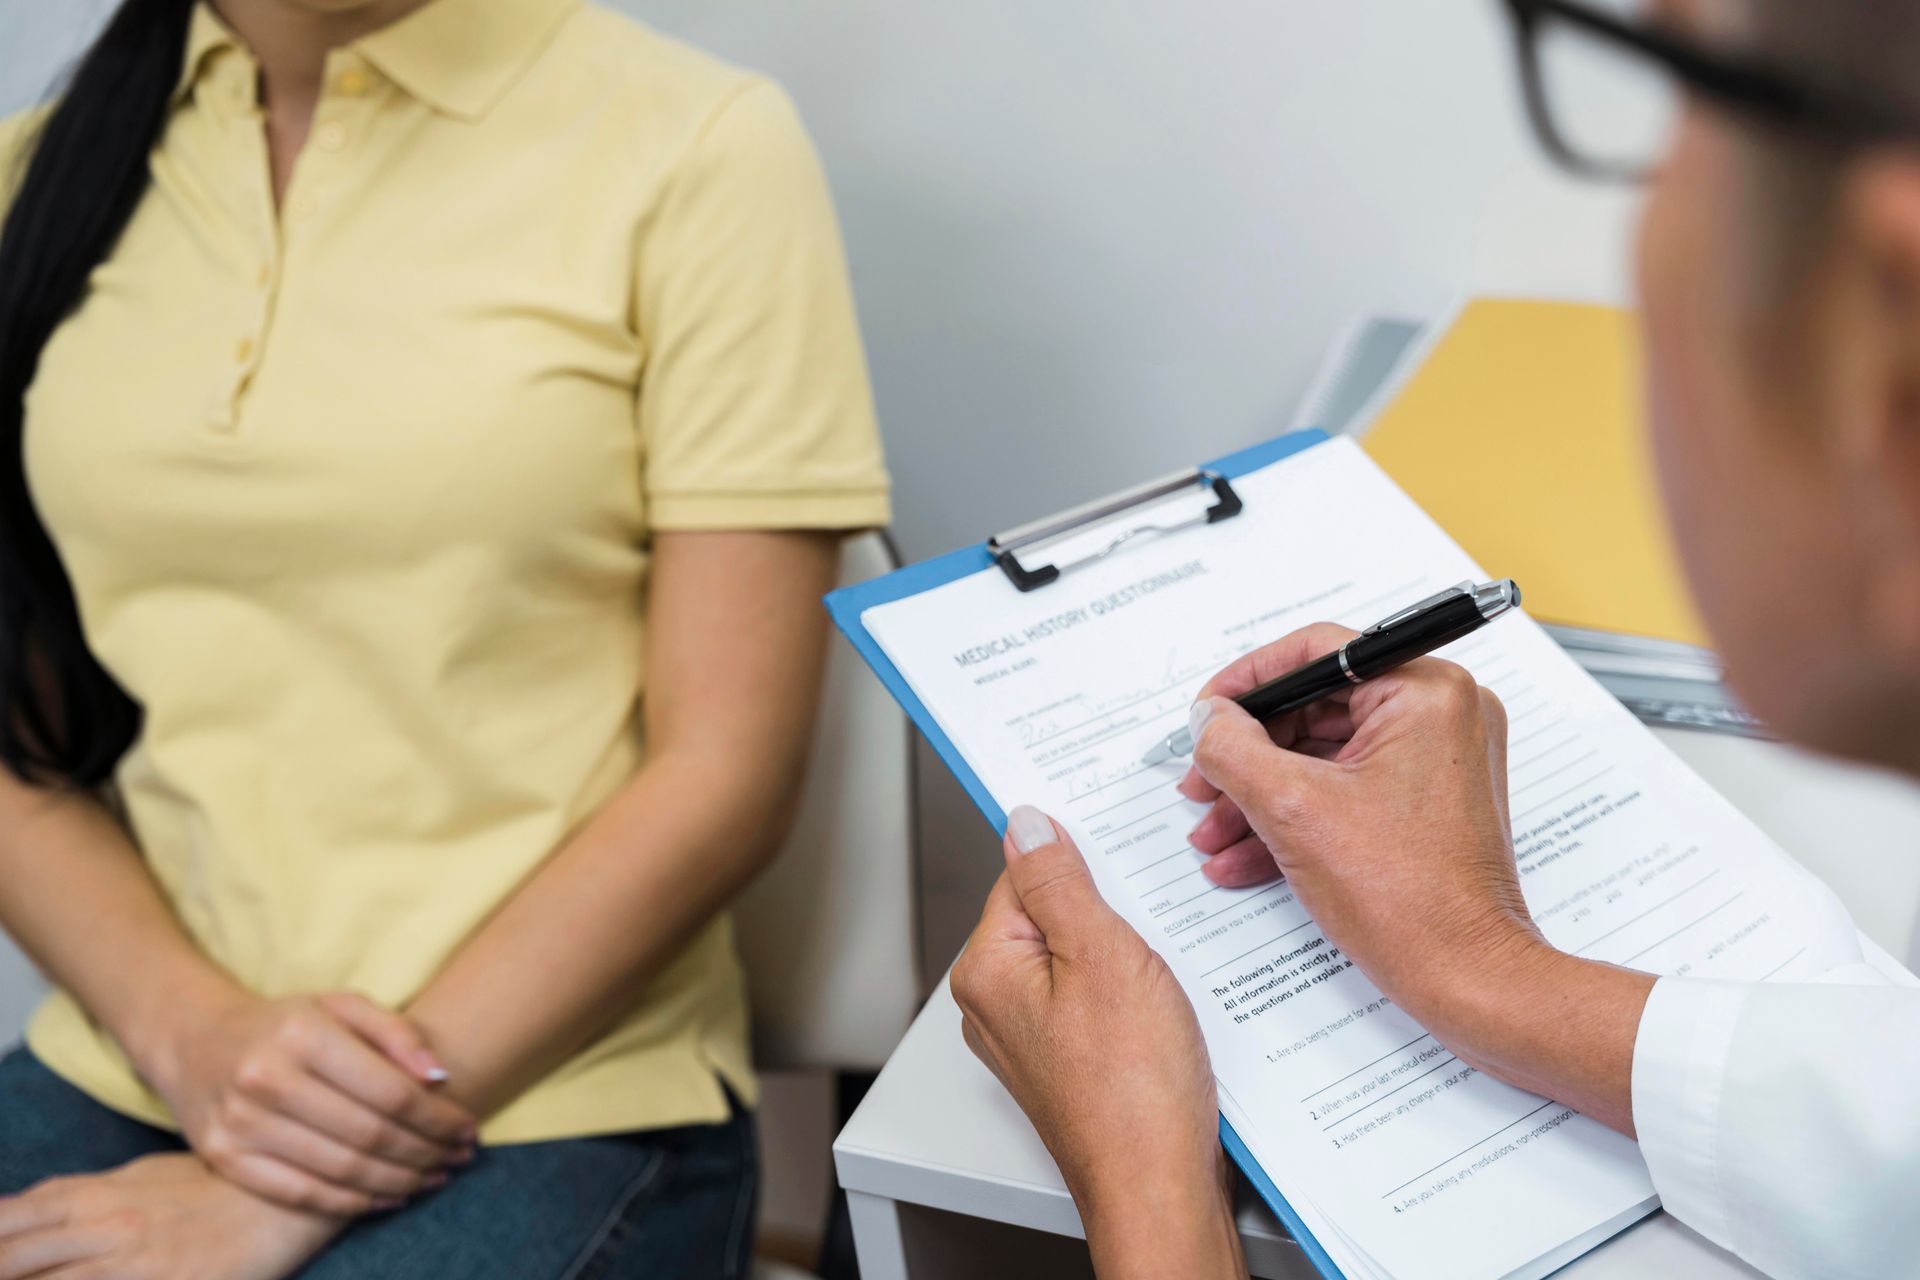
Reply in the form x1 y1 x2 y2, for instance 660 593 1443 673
355 0 578 121
171 3 239 106
171 0 577 121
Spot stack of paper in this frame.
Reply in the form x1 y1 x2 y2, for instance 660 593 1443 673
1536 625 1762 738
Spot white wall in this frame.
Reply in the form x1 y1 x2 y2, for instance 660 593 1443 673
0 0 1640 996
616 0 1641 963
635 0 1636 553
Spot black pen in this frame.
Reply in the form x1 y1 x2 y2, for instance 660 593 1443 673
1139 579 1523 766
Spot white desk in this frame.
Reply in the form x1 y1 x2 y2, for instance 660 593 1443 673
835 727 1920 1278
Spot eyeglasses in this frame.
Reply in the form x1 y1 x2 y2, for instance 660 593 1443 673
1503 0 1920 182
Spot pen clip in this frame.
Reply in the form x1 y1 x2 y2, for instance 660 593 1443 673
1360 581 1475 636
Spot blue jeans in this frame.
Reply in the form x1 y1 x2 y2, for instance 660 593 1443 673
0 1047 758 1279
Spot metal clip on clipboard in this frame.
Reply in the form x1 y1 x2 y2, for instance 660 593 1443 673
986 467 1244 592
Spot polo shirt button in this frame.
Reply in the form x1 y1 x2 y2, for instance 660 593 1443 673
287 194 317 222
315 123 348 152
335 68 370 97
255 265 271 288
235 337 254 364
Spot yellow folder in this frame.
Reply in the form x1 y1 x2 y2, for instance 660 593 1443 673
1361 297 1707 648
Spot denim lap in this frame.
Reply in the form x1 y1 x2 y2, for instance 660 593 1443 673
0 1046 757 1280
0 1046 185 1194
301 1106 758 1280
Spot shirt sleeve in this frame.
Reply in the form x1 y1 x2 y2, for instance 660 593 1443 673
635 79 891 532
1632 972 1920 1280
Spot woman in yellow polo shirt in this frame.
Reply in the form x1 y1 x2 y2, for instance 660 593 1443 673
0 0 888 1275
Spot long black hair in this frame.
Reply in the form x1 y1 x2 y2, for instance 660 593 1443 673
0 0 193 785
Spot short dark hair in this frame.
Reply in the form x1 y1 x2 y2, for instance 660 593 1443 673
1720 3 1920 310
1749 2 1920 123
1739 1 1920 194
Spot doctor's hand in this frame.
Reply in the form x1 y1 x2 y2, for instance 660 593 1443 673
1180 623 1651 1135
1180 622 1537 1016
952 809 1247 1280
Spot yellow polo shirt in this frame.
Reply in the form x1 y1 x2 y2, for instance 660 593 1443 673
1 0 888 1142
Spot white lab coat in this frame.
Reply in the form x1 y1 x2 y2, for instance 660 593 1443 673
1633 964 1920 1279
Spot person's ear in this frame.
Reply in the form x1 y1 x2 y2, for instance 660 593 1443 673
1838 156 1920 453
1836 154 1920 652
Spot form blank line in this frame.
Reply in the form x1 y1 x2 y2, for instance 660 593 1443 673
1143 867 1203 896
1097 797 1189 836
1512 767 1616 824
1081 781 1169 821
1042 707 1181 759
1123 847 1194 879
1027 671 1204 748
1508 717 1570 750
1165 883 1288 937
1299 1033 1433 1103
1378 1102 1560 1200
1199 918 1313 979
1510 749 1601 797
1510 736 1580 774
1759 946 1807 981
1151 884 1221 917
1069 766 1155 803
1572 870 1720 956
1620 892 1745 964
1321 1055 1456 1131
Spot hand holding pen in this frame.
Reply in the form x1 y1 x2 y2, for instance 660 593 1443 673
1166 589 1624 1130
1141 580 1522 766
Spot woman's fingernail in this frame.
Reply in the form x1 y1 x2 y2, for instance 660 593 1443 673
373 1198 403 1211
413 1052 450 1083
1189 698 1219 747
452 1147 476 1166
1006 805 1055 854
424 1172 449 1190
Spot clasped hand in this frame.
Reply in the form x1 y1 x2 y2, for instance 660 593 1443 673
0 991 472 1280
148 991 475 1216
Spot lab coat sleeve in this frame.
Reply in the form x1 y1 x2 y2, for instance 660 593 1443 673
1632 972 1920 1280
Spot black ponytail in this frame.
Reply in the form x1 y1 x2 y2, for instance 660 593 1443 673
0 0 193 785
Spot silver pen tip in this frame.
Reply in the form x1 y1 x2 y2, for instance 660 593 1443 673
1474 579 1522 621
1140 727 1195 767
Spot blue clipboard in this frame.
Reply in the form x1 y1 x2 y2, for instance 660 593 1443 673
825 428 1349 1280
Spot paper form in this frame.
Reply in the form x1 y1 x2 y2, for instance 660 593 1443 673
862 439 1863 1280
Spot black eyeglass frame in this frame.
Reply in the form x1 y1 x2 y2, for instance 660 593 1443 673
1504 0 1918 181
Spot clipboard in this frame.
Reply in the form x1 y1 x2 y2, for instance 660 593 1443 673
825 427 1350 1280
